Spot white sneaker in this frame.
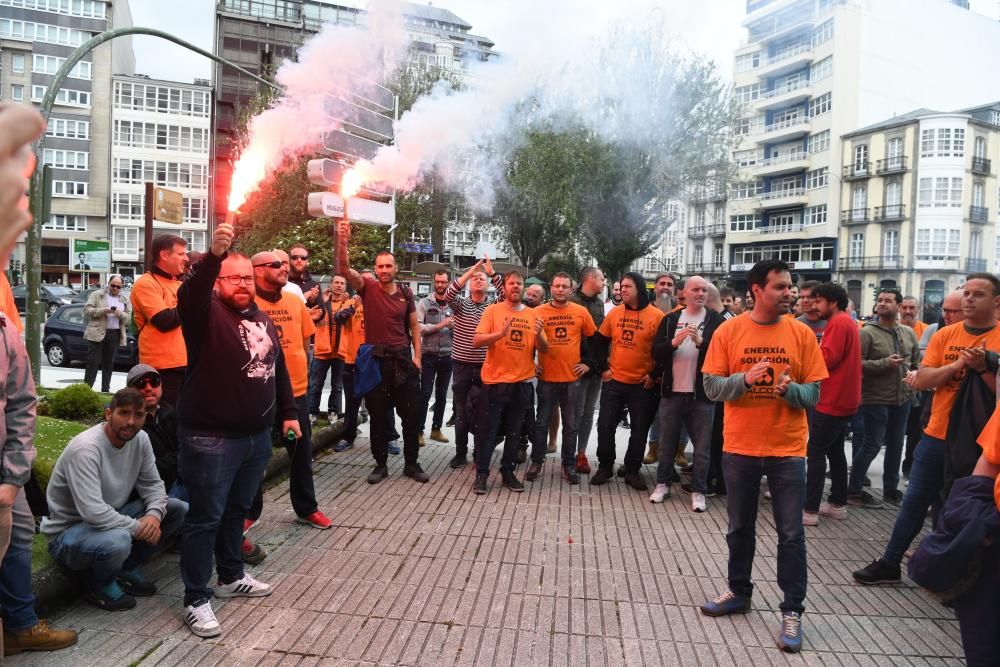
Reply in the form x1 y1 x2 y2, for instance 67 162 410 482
185 601 221 638
649 483 671 503
309 413 318 427
819 502 847 520
215 573 272 598
802 511 819 526
691 492 706 513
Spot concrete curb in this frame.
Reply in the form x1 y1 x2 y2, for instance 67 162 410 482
31 421 347 617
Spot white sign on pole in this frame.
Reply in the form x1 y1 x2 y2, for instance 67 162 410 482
306 192 395 227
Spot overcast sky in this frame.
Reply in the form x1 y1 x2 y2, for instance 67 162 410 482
129 0 1000 83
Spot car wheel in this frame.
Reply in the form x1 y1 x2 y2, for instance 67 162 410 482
47 302 59 316
46 342 69 367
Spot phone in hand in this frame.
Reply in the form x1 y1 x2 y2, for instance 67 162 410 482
110 306 117 311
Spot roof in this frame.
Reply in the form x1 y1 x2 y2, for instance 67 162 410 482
400 2 472 29
844 108 943 137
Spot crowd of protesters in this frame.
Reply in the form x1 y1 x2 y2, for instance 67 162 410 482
0 105 997 662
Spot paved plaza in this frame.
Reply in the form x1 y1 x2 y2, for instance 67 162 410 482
10 421 965 666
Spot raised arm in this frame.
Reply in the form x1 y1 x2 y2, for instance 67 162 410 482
335 220 364 292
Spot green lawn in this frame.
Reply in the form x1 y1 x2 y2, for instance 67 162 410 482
33 415 88 489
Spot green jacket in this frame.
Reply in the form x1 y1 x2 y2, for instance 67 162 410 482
859 321 920 405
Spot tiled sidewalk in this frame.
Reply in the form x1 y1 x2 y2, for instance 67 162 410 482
9 431 964 666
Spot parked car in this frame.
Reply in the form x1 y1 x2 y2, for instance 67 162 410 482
12 283 79 317
43 304 138 368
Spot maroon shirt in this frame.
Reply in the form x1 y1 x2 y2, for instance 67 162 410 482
358 276 414 349
816 311 862 417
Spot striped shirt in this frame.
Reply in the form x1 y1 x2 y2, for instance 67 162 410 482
445 274 505 364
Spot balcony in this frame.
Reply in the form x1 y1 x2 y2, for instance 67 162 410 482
967 258 988 273
752 151 810 177
840 255 904 272
689 262 728 275
873 204 906 222
758 221 806 235
970 205 989 224
755 79 812 111
840 208 870 225
842 162 871 181
971 157 992 176
875 156 908 175
756 116 811 143
688 226 707 238
756 187 808 208
707 223 727 236
757 43 813 78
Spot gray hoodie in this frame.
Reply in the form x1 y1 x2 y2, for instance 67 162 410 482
0 312 36 488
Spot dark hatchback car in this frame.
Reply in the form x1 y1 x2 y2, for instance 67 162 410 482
12 283 79 317
43 304 138 368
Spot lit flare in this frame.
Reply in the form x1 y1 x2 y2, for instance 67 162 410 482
228 148 268 213
339 160 375 199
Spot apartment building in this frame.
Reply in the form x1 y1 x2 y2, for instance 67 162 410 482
109 74 212 283
0 0 134 286
722 0 1000 293
839 103 1000 319
633 201 688 282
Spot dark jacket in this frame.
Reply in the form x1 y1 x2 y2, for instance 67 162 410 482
143 402 180 490
569 289 606 379
651 308 725 400
944 367 997 499
176 252 297 437
589 272 652 377
289 270 319 306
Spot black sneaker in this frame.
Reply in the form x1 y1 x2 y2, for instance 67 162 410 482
863 476 872 487
84 581 136 611
590 467 613 485
403 463 430 483
847 490 883 509
562 465 580 485
616 465 626 478
501 470 525 492
472 472 488 495
853 559 901 585
883 489 904 504
449 454 468 469
624 471 648 492
517 446 528 464
367 465 389 484
680 483 694 495
525 462 543 481
116 569 156 597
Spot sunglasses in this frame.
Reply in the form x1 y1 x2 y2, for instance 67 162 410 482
130 376 161 389
290 254 308 261
109 284 123 288
253 261 283 269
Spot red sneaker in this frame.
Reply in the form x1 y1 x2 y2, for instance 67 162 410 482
575 453 591 474
296 510 333 530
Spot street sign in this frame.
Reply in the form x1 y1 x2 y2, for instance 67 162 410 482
306 192 395 226
306 159 393 200
153 187 184 224
325 94 393 143
400 242 433 254
73 239 110 271
322 129 383 161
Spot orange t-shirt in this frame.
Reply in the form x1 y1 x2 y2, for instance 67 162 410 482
255 291 316 397
922 322 1000 440
315 297 353 359
702 315 829 457
338 298 365 364
535 301 597 383
910 320 928 340
477 302 539 384
599 305 665 384
0 273 23 333
131 272 186 370
975 410 1000 510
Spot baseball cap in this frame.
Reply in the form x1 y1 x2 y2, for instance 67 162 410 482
126 364 160 387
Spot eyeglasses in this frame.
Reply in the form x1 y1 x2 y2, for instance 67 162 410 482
130 376 161 389
942 308 963 314
217 275 254 285
253 261 282 269
109 284 123 289
290 254 308 261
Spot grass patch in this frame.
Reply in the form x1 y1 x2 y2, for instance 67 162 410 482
34 415 89 489
32 532 53 571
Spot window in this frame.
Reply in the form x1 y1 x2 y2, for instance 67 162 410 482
0 19 92 46
973 181 985 208
113 81 210 118
806 167 828 189
809 93 831 117
183 198 208 225
882 229 899 257
43 215 86 231
42 149 88 170
113 121 209 153
112 227 140 255
854 144 869 170
921 127 966 157
52 180 87 197
730 181 762 199
808 130 830 154
812 18 833 45
885 180 902 206
734 84 761 103
11 53 24 73
918 177 963 207
804 204 827 226
975 136 987 159
733 117 752 136
810 56 832 81
713 244 724 266
112 159 208 189
32 54 91 79
733 149 761 167
0 0 107 19
971 230 982 259
180 231 206 252
851 186 867 220
729 214 760 232
112 193 144 221
915 228 960 260
10 85 22 103
849 232 864 258
992 110 1000 127
46 118 90 139
735 52 760 72
31 85 90 107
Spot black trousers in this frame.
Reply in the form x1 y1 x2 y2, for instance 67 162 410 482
250 394 318 520
84 332 119 392
708 401 726 494
595 380 657 473
341 363 361 443
365 357 422 466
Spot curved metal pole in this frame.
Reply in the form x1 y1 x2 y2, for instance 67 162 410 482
24 26 283 382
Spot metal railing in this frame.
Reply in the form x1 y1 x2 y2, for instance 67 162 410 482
875 156 907 174
966 258 988 272
758 187 806 201
970 205 989 224
688 226 707 238
762 43 812 66
706 224 727 236
873 204 906 221
758 78 811 100
754 151 808 168
761 116 810 135
971 156 992 175
840 208 870 224
758 222 806 234
840 255 904 271
842 162 870 179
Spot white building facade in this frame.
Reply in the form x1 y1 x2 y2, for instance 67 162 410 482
109 74 212 283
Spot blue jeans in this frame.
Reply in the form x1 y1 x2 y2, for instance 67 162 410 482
531 380 580 467
722 453 807 614
421 353 453 432
596 380 657 473
475 382 532 475
48 497 187 591
655 394 714 491
574 374 602 454
179 429 272 607
308 356 344 416
0 489 39 631
849 402 911 495
882 435 945 565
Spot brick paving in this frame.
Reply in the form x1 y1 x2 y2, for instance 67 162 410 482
9 422 965 666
